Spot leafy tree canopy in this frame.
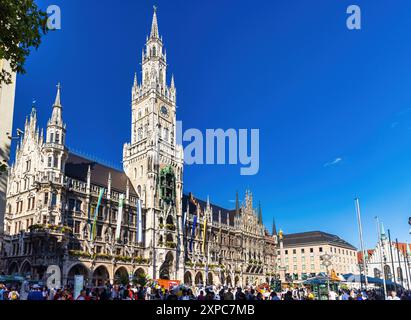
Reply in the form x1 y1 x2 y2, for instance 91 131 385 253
0 0 48 86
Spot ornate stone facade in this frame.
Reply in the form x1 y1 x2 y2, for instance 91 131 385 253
0 9 278 287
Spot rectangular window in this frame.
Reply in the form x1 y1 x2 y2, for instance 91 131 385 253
75 200 82 212
310 248 314 253
311 264 315 270
285 250 288 255
55 132 60 144
53 156 58 168
97 206 104 220
48 156 52 167
301 248 305 254
74 221 81 234
51 193 57 206
68 199 75 211
293 249 296 254
319 247 323 253
97 224 102 237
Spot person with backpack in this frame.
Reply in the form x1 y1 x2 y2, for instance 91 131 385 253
8 287 20 300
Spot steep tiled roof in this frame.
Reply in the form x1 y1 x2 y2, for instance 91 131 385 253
283 231 356 250
65 153 137 195
182 193 236 226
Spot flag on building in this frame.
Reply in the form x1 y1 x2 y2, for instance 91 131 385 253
202 217 207 254
137 198 143 243
115 194 125 241
91 188 105 242
380 222 387 241
190 214 197 252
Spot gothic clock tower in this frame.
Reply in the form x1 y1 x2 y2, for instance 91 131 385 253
123 7 184 281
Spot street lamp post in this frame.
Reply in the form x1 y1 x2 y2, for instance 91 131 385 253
375 217 388 299
320 253 332 300
354 198 368 290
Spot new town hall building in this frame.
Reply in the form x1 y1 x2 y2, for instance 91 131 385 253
0 9 279 288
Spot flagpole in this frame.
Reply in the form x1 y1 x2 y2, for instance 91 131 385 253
354 198 368 289
387 229 397 292
395 238 404 289
405 243 411 290
375 217 387 299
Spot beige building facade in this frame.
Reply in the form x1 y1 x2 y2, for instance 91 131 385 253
0 58 17 273
277 231 357 281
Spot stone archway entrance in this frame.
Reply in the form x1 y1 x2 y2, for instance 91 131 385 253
114 267 129 285
159 251 174 280
8 262 19 275
133 268 147 286
20 261 31 277
184 271 193 285
92 265 110 286
67 264 89 287
207 272 214 285
195 272 203 286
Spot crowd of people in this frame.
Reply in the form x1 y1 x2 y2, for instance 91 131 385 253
1 281 411 301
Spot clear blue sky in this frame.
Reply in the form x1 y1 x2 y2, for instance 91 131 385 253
11 0 411 249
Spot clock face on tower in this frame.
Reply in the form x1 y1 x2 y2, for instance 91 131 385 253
160 105 168 117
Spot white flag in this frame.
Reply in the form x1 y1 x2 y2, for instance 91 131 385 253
137 198 142 243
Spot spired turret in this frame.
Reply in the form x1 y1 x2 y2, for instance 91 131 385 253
42 83 68 181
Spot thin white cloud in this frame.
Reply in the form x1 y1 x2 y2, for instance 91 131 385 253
324 157 342 167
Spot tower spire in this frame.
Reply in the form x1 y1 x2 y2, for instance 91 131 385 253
235 191 239 216
48 83 64 127
272 217 277 236
54 82 61 107
150 6 159 39
258 202 263 224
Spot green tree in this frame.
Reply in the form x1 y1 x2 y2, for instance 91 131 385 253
0 0 49 86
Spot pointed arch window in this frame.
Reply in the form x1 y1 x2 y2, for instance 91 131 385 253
397 267 403 281
384 265 392 280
